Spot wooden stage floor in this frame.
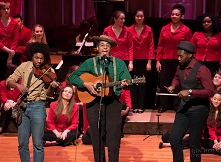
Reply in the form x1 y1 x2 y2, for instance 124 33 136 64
1 110 220 162
0 133 220 162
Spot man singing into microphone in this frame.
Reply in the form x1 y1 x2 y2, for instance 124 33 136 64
69 35 131 162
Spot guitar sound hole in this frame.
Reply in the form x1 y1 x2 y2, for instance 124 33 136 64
95 83 102 92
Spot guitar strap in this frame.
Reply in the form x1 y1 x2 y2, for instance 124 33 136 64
113 57 116 93
93 57 98 76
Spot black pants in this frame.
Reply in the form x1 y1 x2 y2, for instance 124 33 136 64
202 60 219 77
86 96 121 162
43 129 80 147
0 52 8 81
0 108 13 132
82 101 128 146
158 60 180 110
170 106 209 162
131 59 148 110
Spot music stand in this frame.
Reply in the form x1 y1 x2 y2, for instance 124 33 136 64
143 113 164 141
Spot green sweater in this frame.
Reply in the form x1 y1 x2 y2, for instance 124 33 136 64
69 56 131 97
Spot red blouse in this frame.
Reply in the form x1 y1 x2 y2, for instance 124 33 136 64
119 89 132 109
128 24 154 60
0 17 19 51
207 119 221 141
46 101 79 132
103 25 133 61
156 22 192 61
0 80 20 103
191 31 221 63
16 26 32 62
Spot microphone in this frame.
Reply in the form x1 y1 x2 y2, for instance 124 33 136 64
102 55 108 62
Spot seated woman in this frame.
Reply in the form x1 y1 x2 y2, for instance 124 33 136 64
60 65 89 134
0 64 20 133
202 91 221 155
43 85 80 147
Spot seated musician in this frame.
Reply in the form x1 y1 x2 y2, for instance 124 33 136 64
69 35 131 162
0 64 20 133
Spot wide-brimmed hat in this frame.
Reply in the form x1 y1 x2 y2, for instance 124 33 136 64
177 41 196 54
92 35 117 47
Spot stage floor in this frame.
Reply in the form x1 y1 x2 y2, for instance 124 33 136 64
124 110 175 135
0 134 220 162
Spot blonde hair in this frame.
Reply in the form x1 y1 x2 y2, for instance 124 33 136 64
0 1 10 10
29 24 47 44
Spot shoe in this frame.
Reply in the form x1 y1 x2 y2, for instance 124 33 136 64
159 142 163 149
158 107 167 113
133 109 138 113
138 109 144 113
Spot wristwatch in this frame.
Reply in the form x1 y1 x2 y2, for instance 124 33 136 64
188 89 192 95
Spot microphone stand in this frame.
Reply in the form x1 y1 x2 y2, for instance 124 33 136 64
98 55 108 162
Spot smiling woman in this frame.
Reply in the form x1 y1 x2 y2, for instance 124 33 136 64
191 13 221 76
156 4 192 113
43 85 80 147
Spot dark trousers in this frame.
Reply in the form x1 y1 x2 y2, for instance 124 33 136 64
170 106 209 162
0 52 8 81
131 59 148 110
158 60 180 110
203 61 219 77
0 108 13 132
43 129 80 146
82 101 128 145
86 96 121 162
120 101 128 135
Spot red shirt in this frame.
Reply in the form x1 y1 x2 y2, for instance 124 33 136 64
207 119 221 141
171 59 214 98
0 17 19 51
46 101 79 132
0 80 20 103
16 26 32 62
191 31 221 63
128 24 154 59
119 89 132 109
103 25 133 61
156 22 192 61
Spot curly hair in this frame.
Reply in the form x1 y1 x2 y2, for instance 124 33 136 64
172 4 185 15
26 42 51 65
208 91 221 128
54 85 75 123
195 13 221 35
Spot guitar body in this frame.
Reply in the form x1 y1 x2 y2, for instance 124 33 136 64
77 73 112 103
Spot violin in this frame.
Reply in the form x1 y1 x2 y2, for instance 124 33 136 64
33 63 57 84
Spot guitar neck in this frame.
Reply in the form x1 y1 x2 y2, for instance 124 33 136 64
103 81 122 88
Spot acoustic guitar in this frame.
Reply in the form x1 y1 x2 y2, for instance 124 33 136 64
77 73 146 103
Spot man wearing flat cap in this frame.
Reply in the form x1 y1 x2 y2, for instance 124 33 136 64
166 41 214 162
69 35 131 162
